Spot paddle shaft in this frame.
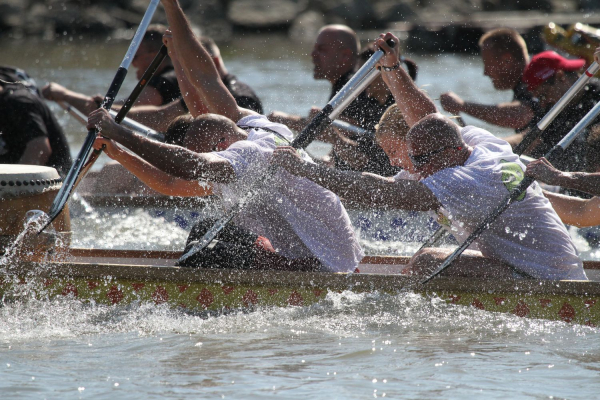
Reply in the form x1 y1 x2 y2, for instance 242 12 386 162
418 61 600 251
331 120 374 137
72 45 169 193
515 61 600 155
178 41 394 264
40 0 160 232
422 97 600 284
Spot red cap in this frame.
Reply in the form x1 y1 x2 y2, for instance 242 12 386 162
522 51 585 91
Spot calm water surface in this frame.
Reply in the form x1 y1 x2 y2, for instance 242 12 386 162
1 35 600 399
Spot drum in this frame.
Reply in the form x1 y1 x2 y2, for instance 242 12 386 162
0 164 71 260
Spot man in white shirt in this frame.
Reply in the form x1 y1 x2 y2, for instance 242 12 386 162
86 0 363 272
272 32 586 281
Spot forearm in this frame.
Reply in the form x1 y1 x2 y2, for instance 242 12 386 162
162 0 240 120
461 101 533 129
544 191 600 227
106 144 212 197
381 68 437 127
554 172 600 197
109 125 232 182
171 56 209 117
61 90 99 115
292 161 435 210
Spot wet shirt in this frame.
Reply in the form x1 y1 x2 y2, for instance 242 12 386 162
212 114 364 272
0 85 71 176
421 126 586 280
329 72 400 177
147 66 181 105
222 74 263 114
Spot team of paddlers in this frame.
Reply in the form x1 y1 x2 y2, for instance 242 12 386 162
2 0 600 280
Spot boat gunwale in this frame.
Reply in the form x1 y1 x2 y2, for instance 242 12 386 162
10 259 600 298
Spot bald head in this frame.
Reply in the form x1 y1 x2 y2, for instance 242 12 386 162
182 114 247 153
312 25 360 82
406 114 468 177
407 114 463 151
318 25 360 56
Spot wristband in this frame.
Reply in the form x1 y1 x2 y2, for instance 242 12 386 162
380 63 401 72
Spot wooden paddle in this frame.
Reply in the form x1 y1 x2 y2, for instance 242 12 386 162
178 40 395 265
421 95 600 284
418 61 600 253
38 0 161 233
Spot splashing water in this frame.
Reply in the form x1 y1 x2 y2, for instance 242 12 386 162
0 210 50 267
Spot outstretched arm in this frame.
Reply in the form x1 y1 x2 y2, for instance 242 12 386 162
42 82 100 115
376 33 437 127
161 0 252 121
93 137 213 197
162 29 209 117
543 191 600 228
526 157 600 197
88 108 235 183
440 91 534 130
271 146 440 211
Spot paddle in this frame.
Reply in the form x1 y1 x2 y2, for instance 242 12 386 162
178 40 395 265
331 119 374 137
421 96 600 284
417 61 600 253
38 0 161 233
69 45 169 207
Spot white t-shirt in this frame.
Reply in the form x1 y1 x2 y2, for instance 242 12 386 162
420 126 586 280
212 114 364 272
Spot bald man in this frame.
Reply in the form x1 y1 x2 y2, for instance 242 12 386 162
270 25 399 176
272 32 586 281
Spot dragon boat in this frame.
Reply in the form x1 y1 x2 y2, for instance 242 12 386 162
2 164 600 327
2 248 600 327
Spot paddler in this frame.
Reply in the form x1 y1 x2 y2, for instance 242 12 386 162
272 32 587 281
440 28 540 144
86 0 363 273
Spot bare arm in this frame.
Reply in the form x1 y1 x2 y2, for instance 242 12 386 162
526 157 600 197
161 0 252 121
544 191 600 227
18 136 51 165
162 29 210 117
376 33 437 127
271 146 440 210
42 82 99 115
441 91 533 130
93 137 213 197
124 99 187 132
88 108 235 183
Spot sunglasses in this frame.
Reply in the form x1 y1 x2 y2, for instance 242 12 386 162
409 146 462 167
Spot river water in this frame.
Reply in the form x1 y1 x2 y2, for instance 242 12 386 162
1 35 600 399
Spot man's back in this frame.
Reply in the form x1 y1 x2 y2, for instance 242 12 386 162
0 83 71 176
212 115 363 272
421 126 585 279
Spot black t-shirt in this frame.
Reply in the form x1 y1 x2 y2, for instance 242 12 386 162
329 71 400 176
223 74 263 114
530 80 600 171
513 82 541 133
148 66 181 105
0 85 72 176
